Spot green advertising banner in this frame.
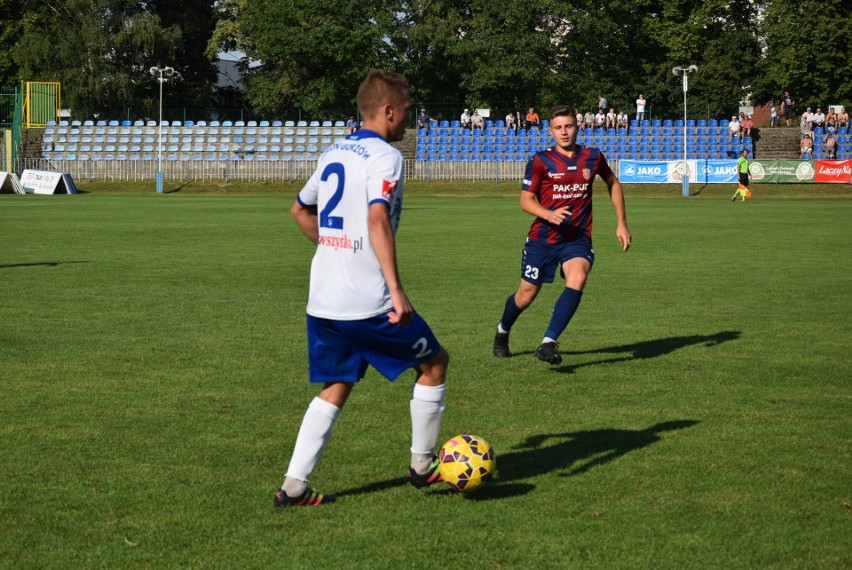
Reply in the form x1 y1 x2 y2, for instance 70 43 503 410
748 160 815 184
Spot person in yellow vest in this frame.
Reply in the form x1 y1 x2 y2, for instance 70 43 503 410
732 149 752 202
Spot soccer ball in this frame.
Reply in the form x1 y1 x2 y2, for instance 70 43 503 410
439 434 496 493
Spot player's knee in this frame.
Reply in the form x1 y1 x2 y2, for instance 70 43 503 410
418 348 449 385
515 288 538 309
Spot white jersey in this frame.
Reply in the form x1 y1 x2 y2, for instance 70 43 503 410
297 129 404 320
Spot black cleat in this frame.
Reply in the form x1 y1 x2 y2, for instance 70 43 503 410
493 331 510 358
407 456 443 488
534 341 562 365
274 486 334 508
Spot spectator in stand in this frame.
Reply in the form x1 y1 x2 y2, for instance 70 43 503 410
346 116 358 134
417 109 430 133
471 110 484 132
740 114 753 138
825 108 837 134
770 102 778 128
598 95 608 113
824 133 837 159
505 111 516 131
782 91 795 127
812 107 825 132
800 108 813 135
728 115 741 139
576 110 585 131
460 108 472 130
594 108 606 129
800 133 813 159
636 93 647 123
617 110 629 134
584 108 595 130
606 108 617 130
525 107 541 129
838 107 849 130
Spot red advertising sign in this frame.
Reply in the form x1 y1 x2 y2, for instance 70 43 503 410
814 160 852 183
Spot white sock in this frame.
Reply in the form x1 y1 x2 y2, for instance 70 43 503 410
543 336 556 344
497 323 509 334
410 383 445 474
282 397 341 495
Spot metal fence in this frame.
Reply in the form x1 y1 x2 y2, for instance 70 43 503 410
1 87 23 171
16 157 530 184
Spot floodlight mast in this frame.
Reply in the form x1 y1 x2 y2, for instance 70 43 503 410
672 65 698 197
150 66 175 194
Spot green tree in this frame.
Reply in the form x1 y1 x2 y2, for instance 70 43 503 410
390 0 467 116
755 0 852 109
13 0 214 119
628 0 761 121
213 0 399 118
0 0 24 87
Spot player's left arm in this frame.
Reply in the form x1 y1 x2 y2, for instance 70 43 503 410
605 173 632 252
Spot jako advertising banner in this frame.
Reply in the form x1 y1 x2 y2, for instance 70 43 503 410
619 159 851 184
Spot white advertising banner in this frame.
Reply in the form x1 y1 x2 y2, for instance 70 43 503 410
0 171 25 194
20 169 77 194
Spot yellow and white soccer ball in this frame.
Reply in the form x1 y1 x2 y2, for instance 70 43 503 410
438 434 496 493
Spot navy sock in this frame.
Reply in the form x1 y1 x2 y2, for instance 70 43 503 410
544 287 583 340
499 294 524 332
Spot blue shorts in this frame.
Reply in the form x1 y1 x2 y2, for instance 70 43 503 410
306 312 442 383
520 239 595 285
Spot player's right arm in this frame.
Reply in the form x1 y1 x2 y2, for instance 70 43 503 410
520 157 569 225
290 198 319 245
520 191 569 225
367 201 413 326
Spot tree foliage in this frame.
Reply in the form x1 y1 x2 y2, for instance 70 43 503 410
0 0 24 87
0 0 848 121
12 0 214 116
210 0 399 117
755 0 852 108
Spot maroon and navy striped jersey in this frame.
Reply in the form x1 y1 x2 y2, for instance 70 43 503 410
522 145 613 244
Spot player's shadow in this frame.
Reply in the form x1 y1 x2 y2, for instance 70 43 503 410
335 420 699 501
467 420 700 501
552 330 740 373
0 261 90 269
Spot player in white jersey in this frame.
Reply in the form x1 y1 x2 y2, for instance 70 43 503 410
275 69 450 508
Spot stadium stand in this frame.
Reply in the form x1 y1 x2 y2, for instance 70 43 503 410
38 119 351 162
413 119 753 162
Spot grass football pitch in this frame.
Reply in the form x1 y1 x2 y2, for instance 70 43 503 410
1 182 850 568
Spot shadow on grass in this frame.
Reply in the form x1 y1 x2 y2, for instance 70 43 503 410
466 420 700 501
164 181 197 194
335 420 699 501
552 330 740 374
335 476 410 499
0 261 91 269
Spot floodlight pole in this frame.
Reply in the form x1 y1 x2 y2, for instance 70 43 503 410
150 66 174 194
673 65 697 197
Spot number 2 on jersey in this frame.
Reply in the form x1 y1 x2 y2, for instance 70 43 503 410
320 162 345 230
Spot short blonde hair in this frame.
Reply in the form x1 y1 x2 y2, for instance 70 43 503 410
357 69 410 120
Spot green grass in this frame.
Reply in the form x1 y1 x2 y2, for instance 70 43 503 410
1 185 850 568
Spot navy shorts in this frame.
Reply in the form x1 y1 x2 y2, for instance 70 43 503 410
520 238 595 285
306 312 442 383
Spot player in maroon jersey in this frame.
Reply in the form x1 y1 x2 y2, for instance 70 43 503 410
493 105 632 365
